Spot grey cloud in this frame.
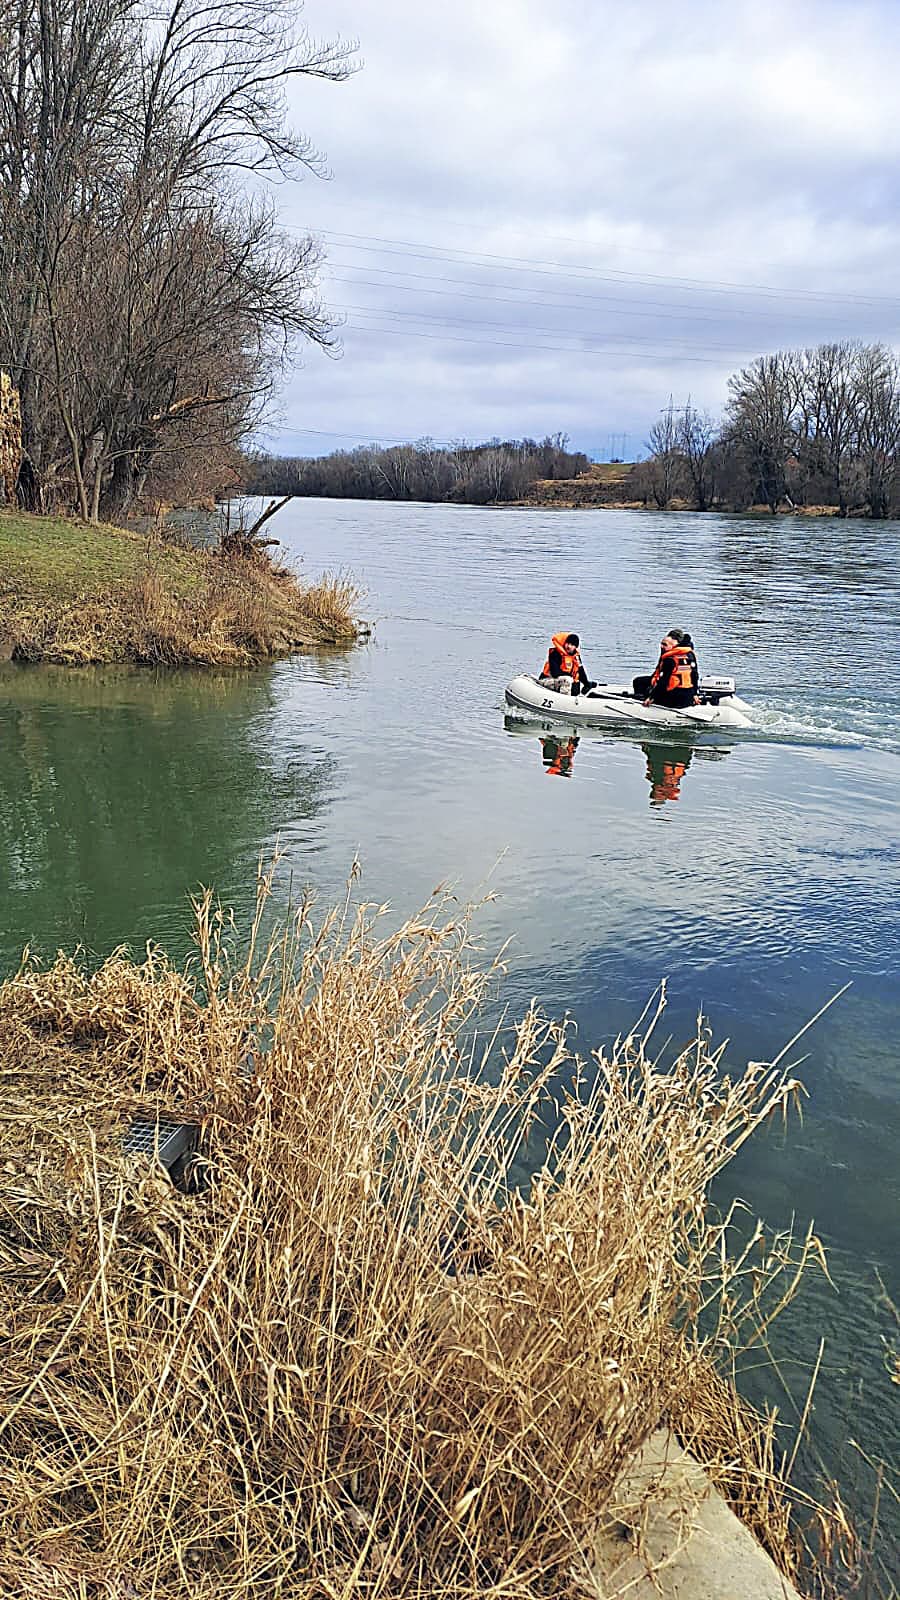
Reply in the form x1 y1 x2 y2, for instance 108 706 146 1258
262 0 900 458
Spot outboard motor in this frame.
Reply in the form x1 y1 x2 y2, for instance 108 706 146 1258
698 675 736 706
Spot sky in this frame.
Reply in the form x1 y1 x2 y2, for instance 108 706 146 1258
261 0 900 460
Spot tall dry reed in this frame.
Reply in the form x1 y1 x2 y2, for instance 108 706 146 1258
0 871 839 1597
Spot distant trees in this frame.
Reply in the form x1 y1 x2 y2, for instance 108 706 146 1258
725 352 798 513
638 397 717 511
643 401 681 510
0 0 354 519
677 402 717 512
853 344 900 520
643 343 900 517
243 436 591 506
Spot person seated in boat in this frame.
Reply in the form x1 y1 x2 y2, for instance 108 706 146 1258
539 631 593 696
632 628 699 708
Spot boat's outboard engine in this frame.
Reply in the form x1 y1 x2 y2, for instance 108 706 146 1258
698 675 736 706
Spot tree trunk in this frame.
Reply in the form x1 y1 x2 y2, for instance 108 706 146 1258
16 454 42 511
101 452 136 521
90 459 103 523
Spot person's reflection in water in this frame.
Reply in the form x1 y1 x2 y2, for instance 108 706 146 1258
540 733 579 777
643 741 694 807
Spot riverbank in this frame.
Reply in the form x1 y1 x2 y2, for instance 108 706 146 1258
0 879 847 1598
0 508 359 665
518 463 880 516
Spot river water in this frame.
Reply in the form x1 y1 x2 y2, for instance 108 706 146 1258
1 501 898 1577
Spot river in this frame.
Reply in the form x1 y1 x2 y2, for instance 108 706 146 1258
1 500 898 1578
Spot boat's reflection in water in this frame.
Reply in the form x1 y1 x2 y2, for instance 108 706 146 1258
539 732 579 779
506 715 733 807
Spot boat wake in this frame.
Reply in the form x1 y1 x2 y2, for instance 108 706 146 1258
741 698 900 755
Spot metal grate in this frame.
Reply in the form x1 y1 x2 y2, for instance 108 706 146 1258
123 1117 199 1175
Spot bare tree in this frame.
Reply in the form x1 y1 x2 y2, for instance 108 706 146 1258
644 398 683 509
136 0 353 187
793 343 860 515
726 353 799 512
853 343 900 520
0 0 137 500
677 400 717 511
0 0 355 517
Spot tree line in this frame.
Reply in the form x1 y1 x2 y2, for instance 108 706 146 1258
243 435 591 505
641 342 900 517
0 0 352 522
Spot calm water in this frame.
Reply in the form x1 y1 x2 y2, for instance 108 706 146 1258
1 502 898 1576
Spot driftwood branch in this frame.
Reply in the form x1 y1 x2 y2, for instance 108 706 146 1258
218 492 294 558
245 494 293 542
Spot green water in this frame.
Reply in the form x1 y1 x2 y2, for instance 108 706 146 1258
0 665 331 958
1 501 898 1583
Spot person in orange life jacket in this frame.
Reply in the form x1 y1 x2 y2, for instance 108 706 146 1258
539 631 594 695
632 628 699 708
541 733 578 776
643 742 694 805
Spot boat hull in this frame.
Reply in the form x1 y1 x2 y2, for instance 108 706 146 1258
504 674 754 730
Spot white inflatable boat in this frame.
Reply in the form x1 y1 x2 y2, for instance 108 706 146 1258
504 673 754 730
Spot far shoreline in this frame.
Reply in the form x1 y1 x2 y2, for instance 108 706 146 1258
507 496 883 517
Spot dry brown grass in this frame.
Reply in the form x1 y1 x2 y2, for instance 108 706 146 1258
0 873 856 1598
5 559 360 666
125 558 360 666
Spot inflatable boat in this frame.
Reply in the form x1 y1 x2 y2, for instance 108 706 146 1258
504 673 754 730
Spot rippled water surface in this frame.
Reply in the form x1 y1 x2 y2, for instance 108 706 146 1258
1 502 898 1575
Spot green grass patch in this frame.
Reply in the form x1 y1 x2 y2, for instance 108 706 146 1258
0 510 205 605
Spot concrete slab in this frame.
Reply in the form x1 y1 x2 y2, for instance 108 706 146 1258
591 1430 804 1599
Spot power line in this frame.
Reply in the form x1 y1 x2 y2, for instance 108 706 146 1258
295 224 900 311
322 263 865 330
298 192 891 289
334 301 751 356
340 314 734 364
273 426 457 448
269 426 597 450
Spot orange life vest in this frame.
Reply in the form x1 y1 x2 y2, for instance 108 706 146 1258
651 644 695 693
541 631 581 680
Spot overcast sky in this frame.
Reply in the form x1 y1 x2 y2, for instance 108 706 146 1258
263 0 900 460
